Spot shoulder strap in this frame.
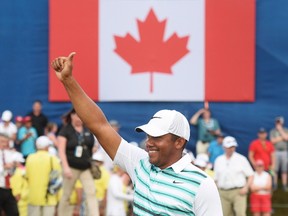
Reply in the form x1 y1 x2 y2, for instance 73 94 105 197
50 156 54 171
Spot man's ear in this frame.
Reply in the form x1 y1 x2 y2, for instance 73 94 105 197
175 137 186 150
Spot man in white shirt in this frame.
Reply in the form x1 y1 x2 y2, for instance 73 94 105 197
51 52 223 215
214 136 254 216
0 110 17 148
0 132 19 216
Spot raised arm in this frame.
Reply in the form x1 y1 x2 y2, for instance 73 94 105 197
190 108 205 125
51 52 121 160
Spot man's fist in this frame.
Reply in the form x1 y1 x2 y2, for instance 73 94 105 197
51 52 76 81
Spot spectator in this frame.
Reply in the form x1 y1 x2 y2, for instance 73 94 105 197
57 180 83 216
45 122 59 156
207 132 225 167
214 136 254 216
0 110 17 149
106 166 133 216
25 136 61 216
269 116 288 191
190 108 221 154
92 151 110 216
27 100 48 136
97 120 120 172
57 108 98 216
248 128 275 172
51 52 223 215
0 132 19 216
193 153 214 177
17 116 37 159
249 159 272 216
122 172 133 215
14 116 24 152
10 152 28 216
15 116 23 130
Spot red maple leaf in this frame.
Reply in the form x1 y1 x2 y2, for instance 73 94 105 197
114 8 190 93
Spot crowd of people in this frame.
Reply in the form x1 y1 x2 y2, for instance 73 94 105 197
0 102 287 216
190 108 288 216
1 53 287 216
0 101 134 216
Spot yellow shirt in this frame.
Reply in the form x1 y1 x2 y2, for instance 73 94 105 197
10 166 29 216
95 165 110 200
25 150 61 206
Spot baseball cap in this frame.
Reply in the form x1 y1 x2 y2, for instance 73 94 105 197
1 110 13 122
194 158 207 168
36 136 53 149
23 116 32 123
258 127 267 133
196 153 209 163
275 116 284 124
255 159 264 166
92 151 104 162
135 110 190 141
15 116 23 123
223 136 238 148
13 152 25 163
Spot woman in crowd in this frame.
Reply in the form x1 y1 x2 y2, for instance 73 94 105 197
249 159 272 216
57 108 98 216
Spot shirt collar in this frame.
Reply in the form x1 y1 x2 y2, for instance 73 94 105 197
170 154 192 174
150 154 192 173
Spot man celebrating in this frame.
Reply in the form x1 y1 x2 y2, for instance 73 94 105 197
51 52 222 215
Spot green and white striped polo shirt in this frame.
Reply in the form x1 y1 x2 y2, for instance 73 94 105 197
133 157 207 215
114 139 223 216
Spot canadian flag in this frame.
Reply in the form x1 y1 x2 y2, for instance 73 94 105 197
49 0 255 102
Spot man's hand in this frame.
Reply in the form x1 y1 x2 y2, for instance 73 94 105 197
239 186 248 195
51 52 76 82
63 166 73 179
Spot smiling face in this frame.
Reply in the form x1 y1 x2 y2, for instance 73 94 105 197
145 133 185 169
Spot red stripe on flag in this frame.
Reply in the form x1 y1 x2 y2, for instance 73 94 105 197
205 0 255 102
49 0 99 101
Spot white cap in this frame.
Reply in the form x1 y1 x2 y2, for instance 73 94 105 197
36 136 53 149
194 158 207 168
13 151 25 163
135 110 190 141
1 110 13 122
223 136 238 148
196 153 209 163
92 151 104 162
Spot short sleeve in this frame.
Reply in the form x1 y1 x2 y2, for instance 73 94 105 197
194 176 223 216
214 119 220 130
114 139 148 183
249 141 255 152
269 130 275 139
58 125 68 138
242 157 254 177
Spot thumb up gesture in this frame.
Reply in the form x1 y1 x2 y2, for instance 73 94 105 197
51 52 76 82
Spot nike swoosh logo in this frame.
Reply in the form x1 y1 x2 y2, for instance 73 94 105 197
173 180 184 184
151 116 162 119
